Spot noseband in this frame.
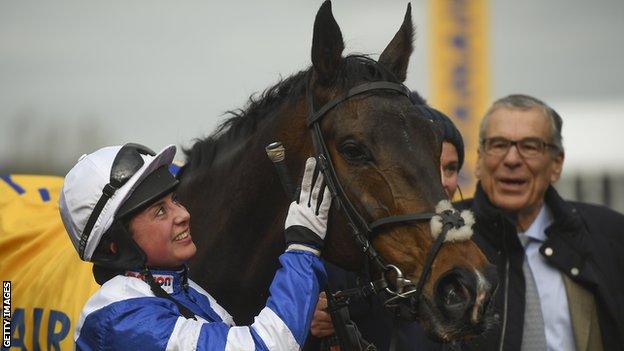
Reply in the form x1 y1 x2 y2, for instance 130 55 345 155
305 76 466 310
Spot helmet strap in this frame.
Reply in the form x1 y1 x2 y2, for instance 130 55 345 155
91 220 146 270
141 266 197 320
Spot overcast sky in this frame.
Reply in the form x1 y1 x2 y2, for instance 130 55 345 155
1 0 623 175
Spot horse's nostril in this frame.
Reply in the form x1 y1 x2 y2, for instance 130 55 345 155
442 278 469 307
435 268 476 320
446 286 468 306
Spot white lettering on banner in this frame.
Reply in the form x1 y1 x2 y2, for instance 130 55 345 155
2 281 11 348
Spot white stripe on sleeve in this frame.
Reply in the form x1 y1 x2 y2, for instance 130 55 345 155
225 326 255 351
251 307 299 351
165 316 207 351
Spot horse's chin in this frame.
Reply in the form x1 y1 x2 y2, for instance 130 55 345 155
413 295 499 343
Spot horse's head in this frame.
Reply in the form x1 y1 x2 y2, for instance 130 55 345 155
302 1 497 341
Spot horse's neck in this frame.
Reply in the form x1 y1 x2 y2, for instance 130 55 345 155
183 103 312 324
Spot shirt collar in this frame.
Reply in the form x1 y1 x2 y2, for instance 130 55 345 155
517 205 552 246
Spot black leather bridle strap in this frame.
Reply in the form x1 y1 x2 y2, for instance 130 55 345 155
307 81 410 126
413 223 449 296
306 75 453 320
314 120 432 276
369 213 436 233
313 124 372 234
308 80 428 240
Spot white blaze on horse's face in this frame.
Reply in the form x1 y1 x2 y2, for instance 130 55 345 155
471 269 493 325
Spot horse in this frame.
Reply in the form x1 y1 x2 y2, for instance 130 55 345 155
178 1 496 343
0 2 495 348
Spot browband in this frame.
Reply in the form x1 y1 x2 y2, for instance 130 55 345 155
307 81 410 126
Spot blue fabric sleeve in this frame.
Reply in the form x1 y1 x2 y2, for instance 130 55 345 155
262 250 327 346
77 297 179 351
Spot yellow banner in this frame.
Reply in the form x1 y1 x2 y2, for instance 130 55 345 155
0 174 98 350
429 0 490 197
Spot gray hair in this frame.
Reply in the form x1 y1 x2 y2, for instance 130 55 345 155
479 94 564 153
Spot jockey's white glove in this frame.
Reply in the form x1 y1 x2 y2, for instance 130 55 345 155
284 157 332 255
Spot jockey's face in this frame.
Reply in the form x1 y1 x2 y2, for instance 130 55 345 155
129 192 196 268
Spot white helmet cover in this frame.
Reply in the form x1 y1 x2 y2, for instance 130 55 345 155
59 144 176 262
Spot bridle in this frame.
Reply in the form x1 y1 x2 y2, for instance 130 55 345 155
305 75 466 311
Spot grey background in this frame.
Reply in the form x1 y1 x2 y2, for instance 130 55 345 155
2 1 623 206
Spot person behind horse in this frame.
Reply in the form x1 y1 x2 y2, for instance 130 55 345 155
59 143 331 350
418 104 465 200
309 105 466 351
456 94 624 351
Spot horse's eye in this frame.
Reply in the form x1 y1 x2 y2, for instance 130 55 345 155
339 141 369 163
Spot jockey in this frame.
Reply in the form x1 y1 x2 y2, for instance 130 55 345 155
59 143 330 350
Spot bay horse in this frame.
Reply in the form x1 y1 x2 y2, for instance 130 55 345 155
178 1 496 343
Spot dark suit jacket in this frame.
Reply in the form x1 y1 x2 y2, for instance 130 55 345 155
455 184 624 351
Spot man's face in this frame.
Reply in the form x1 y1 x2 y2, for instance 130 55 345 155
476 107 564 215
440 141 459 199
129 193 196 268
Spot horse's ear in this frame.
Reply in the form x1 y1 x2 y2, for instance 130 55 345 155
379 3 414 82
311 0 344 85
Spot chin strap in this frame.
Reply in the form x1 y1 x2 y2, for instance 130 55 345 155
141 266 197 320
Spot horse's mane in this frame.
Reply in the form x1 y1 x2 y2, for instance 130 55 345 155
183 55 402 171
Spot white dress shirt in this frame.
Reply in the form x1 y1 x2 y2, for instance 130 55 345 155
518 205 576 351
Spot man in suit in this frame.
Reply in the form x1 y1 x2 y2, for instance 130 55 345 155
457 94 624 351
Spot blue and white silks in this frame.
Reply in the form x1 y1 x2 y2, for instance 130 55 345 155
75 250 326 350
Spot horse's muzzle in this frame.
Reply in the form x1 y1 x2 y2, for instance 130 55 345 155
434 265 498 326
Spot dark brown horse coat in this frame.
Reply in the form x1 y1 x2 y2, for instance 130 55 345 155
178 1 495 344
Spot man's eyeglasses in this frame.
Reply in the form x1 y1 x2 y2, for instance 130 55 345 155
480 137 558 158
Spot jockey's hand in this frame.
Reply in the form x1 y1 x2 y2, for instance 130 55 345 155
311 292 335 338
284 157 331 253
